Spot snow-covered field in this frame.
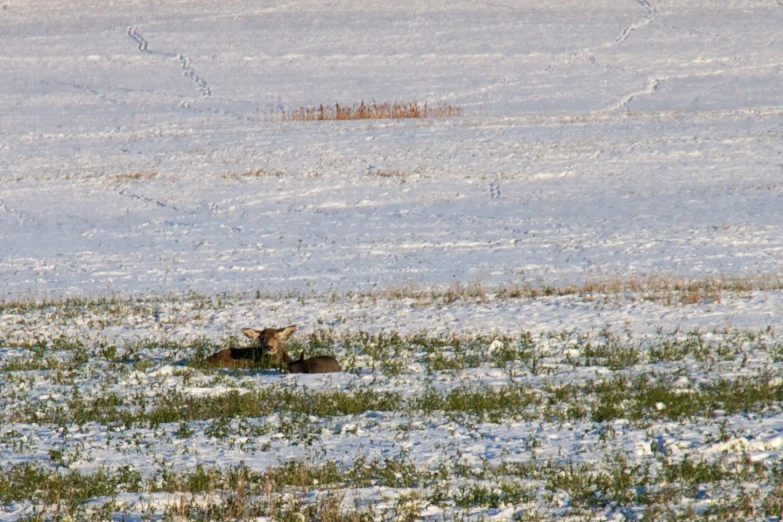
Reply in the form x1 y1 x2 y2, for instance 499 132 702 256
2 0 783 519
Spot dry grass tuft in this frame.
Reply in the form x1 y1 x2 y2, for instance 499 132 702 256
220 168 286 179
366 169 408 178
369 274 783 307
107 171 157 182
278 100 461 121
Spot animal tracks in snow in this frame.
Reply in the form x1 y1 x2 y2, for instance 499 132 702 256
614 0 658 45
177 55 212 98
567 0 658 64
602 59 783 114
603 77 660 113
39 79 124 106
0 198 36 226
126 26 212 98
127 26 150 53
125 26 264 122
489 181 501 199
118 189 196 216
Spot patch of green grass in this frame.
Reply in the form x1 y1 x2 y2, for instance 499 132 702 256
5 451 783 521
453 481 536 509
0 462 143 506
10 386 402 428
7 361 783 429
584 371 783 423
416 384 540 423
4 321 783 520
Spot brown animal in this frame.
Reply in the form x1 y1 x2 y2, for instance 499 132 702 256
286 350 342 374
205 325 297 368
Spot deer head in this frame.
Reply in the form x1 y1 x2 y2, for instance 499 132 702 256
244 324 297 365
205 324 296 368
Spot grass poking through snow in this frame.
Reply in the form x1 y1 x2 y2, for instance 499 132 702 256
273 100 462 121
4 290 783 520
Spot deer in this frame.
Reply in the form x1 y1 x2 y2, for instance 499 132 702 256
286 350 342 374
205 324 297 368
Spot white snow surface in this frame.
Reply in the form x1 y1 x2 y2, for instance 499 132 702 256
2 0 783 519
1 0 782 298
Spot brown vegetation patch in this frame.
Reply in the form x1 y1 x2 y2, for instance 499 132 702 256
107 171 158 182
368 274 783 306
220 168 286 179
277 101 461 121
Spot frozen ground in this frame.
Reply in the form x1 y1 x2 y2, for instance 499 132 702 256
4 294 783 520
1 0 782 298
2 0 783 520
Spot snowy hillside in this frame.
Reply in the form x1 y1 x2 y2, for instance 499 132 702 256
2 0 782 298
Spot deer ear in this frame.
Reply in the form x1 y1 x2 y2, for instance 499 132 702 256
242 328 261 340
299 351 306 360
277 324 296 339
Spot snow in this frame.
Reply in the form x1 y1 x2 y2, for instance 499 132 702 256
2 0 783 519
2 0 782 299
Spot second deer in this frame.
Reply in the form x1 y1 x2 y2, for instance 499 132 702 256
259 326 341 373
286 350 342 374
205 324 297 368
206 324 341 373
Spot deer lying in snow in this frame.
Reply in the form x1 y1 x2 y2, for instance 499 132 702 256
205 324 341 373
205 324 297 368
286 350 342 374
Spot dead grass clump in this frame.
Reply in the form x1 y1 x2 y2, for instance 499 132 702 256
543 274 782 305
220 168 285 179
371 274 783 307
367 169 407 178
281 101 461 121
634 275 782 306
158 464 369 522
107 171 157 182
378 281 487 305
